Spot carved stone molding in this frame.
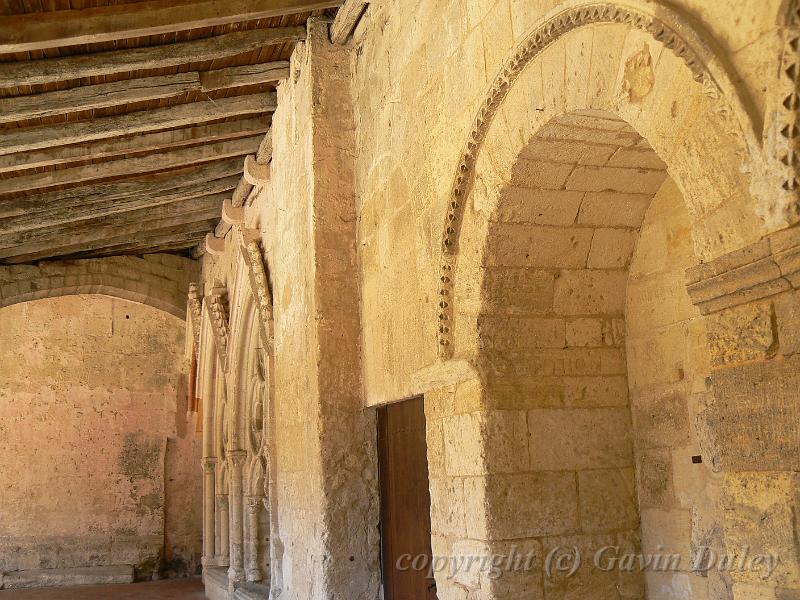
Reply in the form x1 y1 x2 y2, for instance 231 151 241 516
187 282 203 349
205 285 231 371
686 225 800 314
246 496 264 513
215 495 229 510
228 449 248 470
435 0 762 358
240 230 274 352
202 457 217 474
777 0 800 197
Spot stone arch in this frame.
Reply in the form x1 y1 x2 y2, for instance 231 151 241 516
0 254 198 320
437 0 782 359
432 108 720 599
222 251 274 587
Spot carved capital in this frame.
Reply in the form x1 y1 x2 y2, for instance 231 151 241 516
205 285 230 371
202 457 217 474
246 496 264 512
215 494 229 511
228 450 248 469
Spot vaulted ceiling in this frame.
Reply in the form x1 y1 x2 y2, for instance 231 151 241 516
0 0 360 264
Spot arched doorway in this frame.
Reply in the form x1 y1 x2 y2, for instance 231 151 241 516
470 110 716 598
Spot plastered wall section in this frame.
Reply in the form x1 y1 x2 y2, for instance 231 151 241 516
0 295 202 579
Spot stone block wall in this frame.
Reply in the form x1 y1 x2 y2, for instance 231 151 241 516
0 295 202 586
192 2 800 598
199 19 380 600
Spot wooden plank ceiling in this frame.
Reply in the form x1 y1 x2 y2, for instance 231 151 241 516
0 0 342 264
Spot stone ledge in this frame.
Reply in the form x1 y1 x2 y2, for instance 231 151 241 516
203 566 229 600
0 565 134 590
686 226 800 314
234 581 270 600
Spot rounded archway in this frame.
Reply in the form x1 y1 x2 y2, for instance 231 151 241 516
466 110 717 598
423 6 765 598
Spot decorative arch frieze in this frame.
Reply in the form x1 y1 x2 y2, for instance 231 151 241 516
205 284 231 372
435 0 767 358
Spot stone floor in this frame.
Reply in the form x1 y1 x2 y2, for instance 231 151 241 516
0 579 205 599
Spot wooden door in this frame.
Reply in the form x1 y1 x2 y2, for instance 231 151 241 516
378 396 438 600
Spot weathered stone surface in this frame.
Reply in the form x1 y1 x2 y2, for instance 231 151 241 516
707 355 800 471
1 566 134 590
0 296 200 583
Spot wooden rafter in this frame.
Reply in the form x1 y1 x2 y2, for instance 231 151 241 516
0 93 276 156
0 0 340 53
330 0 368 44
0 196 227 258
0 136 261 195
0 117 269 174
5 225 218 264
0 163 243 222
0 28 304 88
0 64 288 125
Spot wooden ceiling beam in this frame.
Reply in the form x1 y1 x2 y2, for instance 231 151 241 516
199 61 290 91
64 233 214 261
0 117 268 174
0 174 238 235
0 0 339 53
0 73 199 124
0 93 276 157
4 224 216 264
0 161 242 221
0 197 226 257
0 135 262 194
0 27 304 88
330 0 368 44
0 62 288 125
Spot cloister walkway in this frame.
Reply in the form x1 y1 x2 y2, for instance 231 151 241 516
0 579 205 599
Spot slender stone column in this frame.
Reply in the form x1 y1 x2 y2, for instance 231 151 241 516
218 495 230 566
245 496 264 582
201 458 216 566
227 450 247 586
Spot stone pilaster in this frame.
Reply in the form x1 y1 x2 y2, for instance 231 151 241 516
201 458 216 566
244 495 264 582
215 494 230 567
227 450 247 587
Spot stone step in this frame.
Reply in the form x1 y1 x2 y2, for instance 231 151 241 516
1 565 134 590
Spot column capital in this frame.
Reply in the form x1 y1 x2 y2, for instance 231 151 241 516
216 494 229 510
246 495 264 512
227 449 247 469
202 457 217 473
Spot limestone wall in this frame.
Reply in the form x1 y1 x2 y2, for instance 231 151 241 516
0 295 202 583
350 0 794 405
194 2 800 599
199 20 380 599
